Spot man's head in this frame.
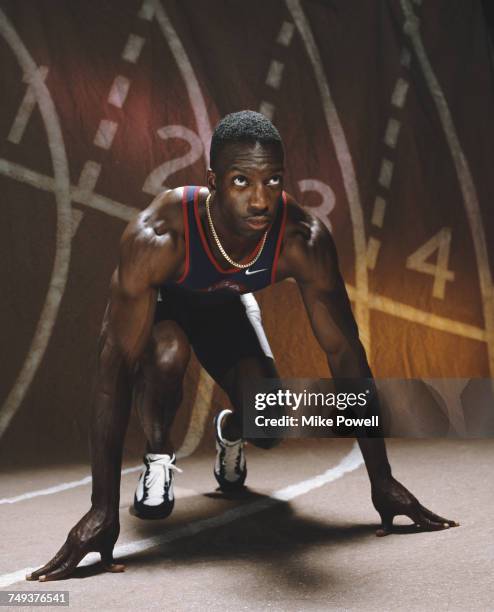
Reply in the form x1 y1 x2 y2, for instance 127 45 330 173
209 110 283 171
207 111 285 237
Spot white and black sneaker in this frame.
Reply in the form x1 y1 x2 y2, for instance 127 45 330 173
134 453 182 520
214 409 247 491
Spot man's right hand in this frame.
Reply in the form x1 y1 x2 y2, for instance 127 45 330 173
26 508 124 582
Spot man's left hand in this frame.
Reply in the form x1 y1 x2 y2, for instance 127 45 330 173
371 476 459 536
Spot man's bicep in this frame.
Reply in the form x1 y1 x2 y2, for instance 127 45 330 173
106 270 157 365
106 219 166 363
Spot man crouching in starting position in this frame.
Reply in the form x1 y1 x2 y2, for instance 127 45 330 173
28 111 457 581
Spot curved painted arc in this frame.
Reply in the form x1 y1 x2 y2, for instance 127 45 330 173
154 1 213 166
400 0 494 376
0 9 72 436
285 0 371 352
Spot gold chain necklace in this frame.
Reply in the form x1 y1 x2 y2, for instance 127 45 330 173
205 193 268 269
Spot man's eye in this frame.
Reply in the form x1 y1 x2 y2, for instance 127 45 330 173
268 176 281 186
233 176 248 186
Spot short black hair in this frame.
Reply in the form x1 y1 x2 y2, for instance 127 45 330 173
210 110 283 170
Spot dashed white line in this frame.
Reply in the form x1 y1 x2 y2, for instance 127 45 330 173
0 444 363 587
276 21 295 46
371 196 386 228
121 33 145 63
366 237 381 270
107 75 130 108
138 0 156 21
265 60 285 89
93 118 118 149
400 47 411 68
378 159 394 190
259 100 275 119
384 118 402 149
391 77 410 108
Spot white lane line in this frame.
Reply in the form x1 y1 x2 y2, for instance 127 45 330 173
276 21 295 46
7 66 49 144
93 119 118 149
0 465 147 505
0 427 209 506
0 444 363 587
107 75 130 108
122 34 145 63
265 60 284 89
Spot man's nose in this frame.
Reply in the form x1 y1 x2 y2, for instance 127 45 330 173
248 185 269 214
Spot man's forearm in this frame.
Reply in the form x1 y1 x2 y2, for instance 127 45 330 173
89 344 133 514
327 346 392 484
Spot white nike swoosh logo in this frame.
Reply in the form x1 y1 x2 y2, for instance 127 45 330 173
245 268 269 275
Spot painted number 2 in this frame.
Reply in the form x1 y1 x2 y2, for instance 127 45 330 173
142 125 203 196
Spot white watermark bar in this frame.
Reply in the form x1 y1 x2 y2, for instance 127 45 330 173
242 378 494 439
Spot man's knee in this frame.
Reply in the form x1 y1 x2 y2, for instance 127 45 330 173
143 321 190 386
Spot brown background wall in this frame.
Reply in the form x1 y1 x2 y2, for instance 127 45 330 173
0 0 493 465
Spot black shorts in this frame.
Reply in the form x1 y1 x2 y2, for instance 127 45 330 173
155 286 274 382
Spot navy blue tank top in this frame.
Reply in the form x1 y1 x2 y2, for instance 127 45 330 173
162 186 287 303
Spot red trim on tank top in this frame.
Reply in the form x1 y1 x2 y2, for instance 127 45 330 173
193 190 268 275
271 191 288 284
175 187 191 283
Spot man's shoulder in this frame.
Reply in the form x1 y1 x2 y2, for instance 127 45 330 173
282 193 336 253
277 192 338 284
127 186 205 239
118 187 195 287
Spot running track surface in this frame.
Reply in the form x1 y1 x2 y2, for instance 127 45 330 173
0 439 492 611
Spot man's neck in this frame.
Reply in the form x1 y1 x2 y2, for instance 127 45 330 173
202 194 263 267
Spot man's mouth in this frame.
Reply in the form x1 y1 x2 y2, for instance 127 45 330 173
245 216 271 230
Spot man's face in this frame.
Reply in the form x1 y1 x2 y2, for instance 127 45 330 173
207 141 285 237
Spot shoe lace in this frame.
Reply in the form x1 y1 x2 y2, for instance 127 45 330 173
145 457 183 492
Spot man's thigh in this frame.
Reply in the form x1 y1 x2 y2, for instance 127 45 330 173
187 293 277 389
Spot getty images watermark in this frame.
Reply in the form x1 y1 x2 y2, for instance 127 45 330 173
242 378 494 438
253 388 376 428
243 379 380 439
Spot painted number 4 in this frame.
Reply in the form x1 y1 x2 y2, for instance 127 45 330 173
406 227 455 299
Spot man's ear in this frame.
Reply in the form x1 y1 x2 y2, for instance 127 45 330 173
206 168 217 192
